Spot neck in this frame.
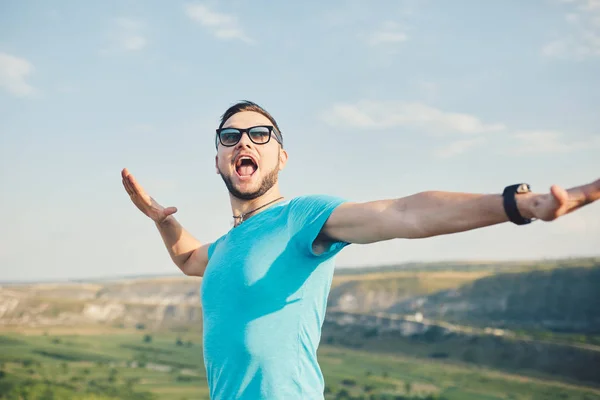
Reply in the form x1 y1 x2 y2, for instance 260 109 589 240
230 187 284 226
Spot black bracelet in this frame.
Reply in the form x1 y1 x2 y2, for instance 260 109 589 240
502 184 533 225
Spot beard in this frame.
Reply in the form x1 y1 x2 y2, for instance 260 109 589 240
218 162 279 201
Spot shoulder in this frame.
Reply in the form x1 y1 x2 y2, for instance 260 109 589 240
207 234 228 259
285 194 353 256
288 194 348 212
285 194 349 236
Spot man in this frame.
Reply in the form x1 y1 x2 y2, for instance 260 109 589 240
121 100 599 400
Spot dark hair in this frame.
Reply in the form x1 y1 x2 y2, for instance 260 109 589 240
218 100 283 146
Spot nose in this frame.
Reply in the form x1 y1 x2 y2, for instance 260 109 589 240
235 131 254 148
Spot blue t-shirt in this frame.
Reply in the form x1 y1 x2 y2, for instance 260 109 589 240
201 195 350 399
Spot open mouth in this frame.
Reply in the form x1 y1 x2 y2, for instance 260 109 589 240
235 156 258 177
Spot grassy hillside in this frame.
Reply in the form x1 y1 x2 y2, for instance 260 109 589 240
3 257 599 341
322 312 600 386
328 271 490 312
2 257 600 399
389 265 600 333
333 257 600 275
1 330 599 400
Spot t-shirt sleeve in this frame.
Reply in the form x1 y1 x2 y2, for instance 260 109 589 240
288 194 351 258
207 235 226 261
208 241 217 260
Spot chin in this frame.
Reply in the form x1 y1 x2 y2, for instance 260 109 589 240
230 182 263 200
234 190 263 201
219 164 278 200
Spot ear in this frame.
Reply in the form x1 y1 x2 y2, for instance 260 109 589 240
278 148 288 171
215 155 220 175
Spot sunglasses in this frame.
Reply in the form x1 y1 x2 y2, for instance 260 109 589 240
215 125 283 148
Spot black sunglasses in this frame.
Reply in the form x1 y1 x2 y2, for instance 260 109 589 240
215 125 283 148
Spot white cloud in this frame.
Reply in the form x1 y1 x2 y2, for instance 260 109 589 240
511 130 600 154
434 138 486 159
0 52 38 97
102 17 147 54
542 40 569 56
322 100 598 158
116 18 147 51
184 3 253 44
122 35 146 51
366 22 408 46
542 0 600 59
321 101 505 135
565 13 579 23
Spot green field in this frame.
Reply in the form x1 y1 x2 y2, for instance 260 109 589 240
0 330 599 400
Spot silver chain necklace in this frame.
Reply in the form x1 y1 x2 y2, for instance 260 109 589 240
233 196 284 226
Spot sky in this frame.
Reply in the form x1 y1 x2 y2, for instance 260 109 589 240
1 0 599 282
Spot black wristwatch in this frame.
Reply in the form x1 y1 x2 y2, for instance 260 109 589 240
502 183 533 225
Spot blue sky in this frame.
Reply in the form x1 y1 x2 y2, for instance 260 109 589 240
1 0 599 282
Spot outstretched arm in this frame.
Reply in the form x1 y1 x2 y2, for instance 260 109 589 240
153 216 210 277
320 179 600 244
121 168 210 277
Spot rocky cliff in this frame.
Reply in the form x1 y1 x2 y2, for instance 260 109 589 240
0 277 202 329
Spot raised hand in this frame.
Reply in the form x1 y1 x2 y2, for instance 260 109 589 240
525 178 600 221
121 168 178 223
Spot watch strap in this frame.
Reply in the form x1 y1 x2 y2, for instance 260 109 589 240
502 184 533 225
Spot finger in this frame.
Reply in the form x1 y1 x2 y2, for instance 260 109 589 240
122 168 136 194
551 185 571 217
551 184 568 203
123 175 137 197
164 206 178 216
128 174 145 196
122 178 134 196
579 178 600 203
564 182 597 213
590 178 600 202
129 176 154 208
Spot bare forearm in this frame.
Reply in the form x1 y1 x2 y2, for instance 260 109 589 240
394 191 534 238
155 216 202 270
323 179 598 244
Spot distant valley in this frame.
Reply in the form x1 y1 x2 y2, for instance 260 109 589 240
2 257 600 387
2 257 599 334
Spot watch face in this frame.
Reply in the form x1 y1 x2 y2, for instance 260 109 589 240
517 183 530 194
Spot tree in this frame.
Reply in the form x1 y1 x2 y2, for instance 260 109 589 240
39 387 55 400
341 378 356 387
108 368 118 383
404 381 412 395
336 388 350 399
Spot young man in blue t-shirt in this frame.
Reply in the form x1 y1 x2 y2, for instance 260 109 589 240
121 100 599 399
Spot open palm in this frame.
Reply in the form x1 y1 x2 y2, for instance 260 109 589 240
529 180 600 222
121 168 177 223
